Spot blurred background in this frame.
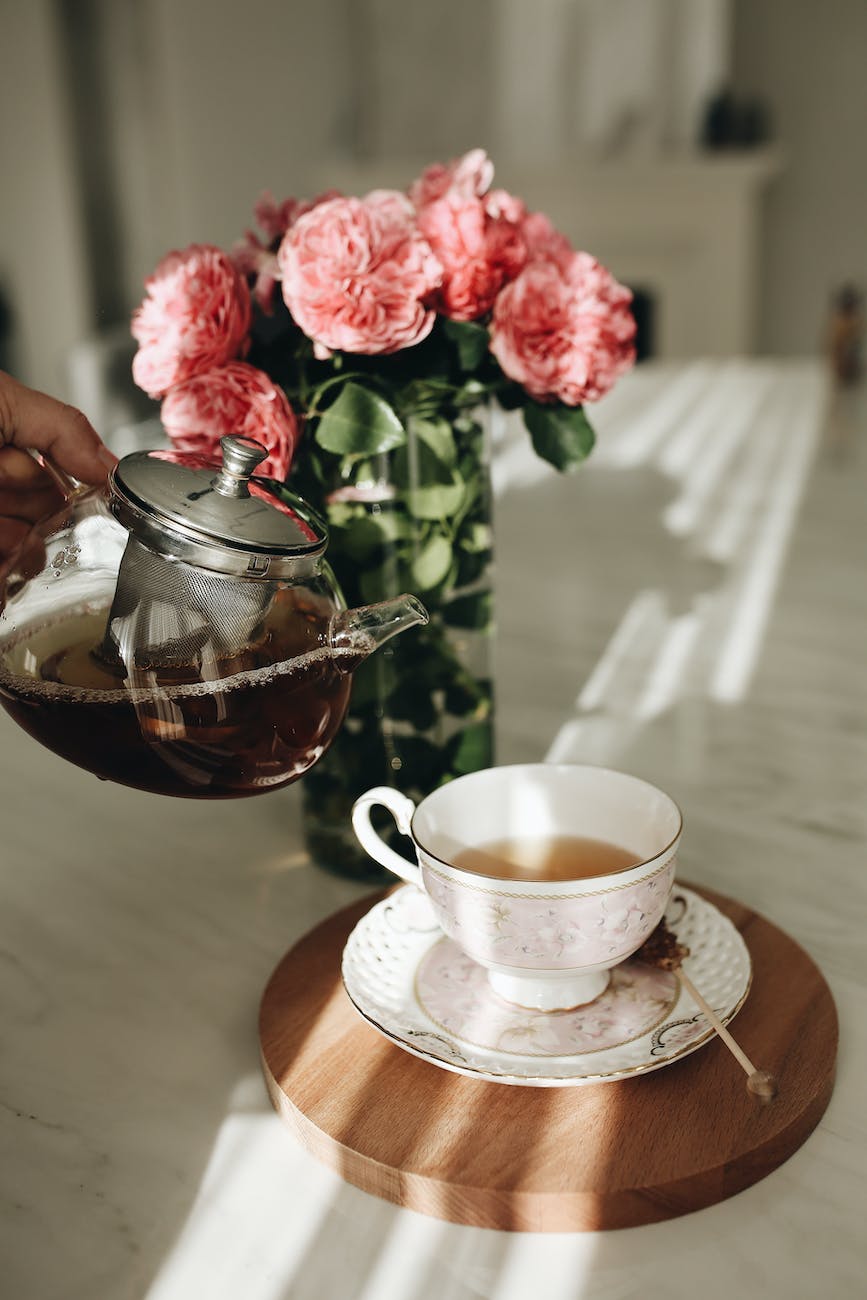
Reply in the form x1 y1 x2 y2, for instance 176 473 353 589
0 0 865 429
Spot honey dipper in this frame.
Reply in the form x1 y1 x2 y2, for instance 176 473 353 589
637 918 778 1102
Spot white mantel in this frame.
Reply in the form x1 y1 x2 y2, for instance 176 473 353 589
503 151 783 359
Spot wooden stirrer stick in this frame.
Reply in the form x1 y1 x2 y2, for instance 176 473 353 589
637 917 778 1101
675 966 777 1100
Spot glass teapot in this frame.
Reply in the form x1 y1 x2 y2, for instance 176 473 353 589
0 436 427 798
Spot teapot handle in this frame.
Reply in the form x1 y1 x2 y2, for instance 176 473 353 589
0 453 99 598
351 787 423 889
35 453 94 504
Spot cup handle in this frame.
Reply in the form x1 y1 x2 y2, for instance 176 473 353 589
351 787 423 889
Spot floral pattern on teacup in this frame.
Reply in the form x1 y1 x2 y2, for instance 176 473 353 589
422 859 676 970
416 938 678 1056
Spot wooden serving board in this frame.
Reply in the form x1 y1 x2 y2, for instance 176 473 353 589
259 884 837 1231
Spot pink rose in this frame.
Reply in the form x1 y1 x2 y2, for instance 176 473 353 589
278 192 442 355
484 188 527 224
490 254 636 405
132 245 251 398
408 148 494 207
251 188 344 243
233 191 343 315
231 233 280 314
417 193 527 321
160 362 299 479
253 191 304 243
520 211 575 273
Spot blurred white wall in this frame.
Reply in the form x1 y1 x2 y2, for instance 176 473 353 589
1 0 864 402
733 0 867 355
0 0 91 397
65 0 362 315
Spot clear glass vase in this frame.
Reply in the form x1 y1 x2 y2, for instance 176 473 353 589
300 405 495 881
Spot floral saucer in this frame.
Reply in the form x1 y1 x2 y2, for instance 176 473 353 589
341 885 752 1086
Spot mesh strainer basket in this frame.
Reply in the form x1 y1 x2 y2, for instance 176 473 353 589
102 436 329 673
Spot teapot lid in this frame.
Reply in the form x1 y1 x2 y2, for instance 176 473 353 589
109 436 328 578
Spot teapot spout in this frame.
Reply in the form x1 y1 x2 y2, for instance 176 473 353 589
329 595 428 670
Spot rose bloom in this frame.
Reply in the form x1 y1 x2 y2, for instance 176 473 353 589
231 232 280 314
484 188 527 224
417 193 527 321
520 210 575 274
253 188 343 242
408 147 494 207
160 362 299 479
233 189 344 315
132 245 251 398
278 191 442 355
481 192 575 273
491 254 636 405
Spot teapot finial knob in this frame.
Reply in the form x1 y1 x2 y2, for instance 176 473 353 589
213 437 269 498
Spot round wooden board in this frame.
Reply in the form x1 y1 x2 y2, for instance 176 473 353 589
259 884 837 1232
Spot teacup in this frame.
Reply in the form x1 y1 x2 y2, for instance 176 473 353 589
352 763 682 1012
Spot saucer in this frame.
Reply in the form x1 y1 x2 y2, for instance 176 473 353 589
341 885 752 1086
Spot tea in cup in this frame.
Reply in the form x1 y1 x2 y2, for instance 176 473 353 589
352 763 682 1011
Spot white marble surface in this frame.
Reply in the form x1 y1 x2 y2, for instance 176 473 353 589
2 361 865 1299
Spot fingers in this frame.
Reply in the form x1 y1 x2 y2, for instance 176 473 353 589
0 370 117 486
0 516 49 585
0 446 64 522
0 447 62 580
0 446 65 584
0 516 33 557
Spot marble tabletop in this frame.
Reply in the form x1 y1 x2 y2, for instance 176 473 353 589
1 360 865 1299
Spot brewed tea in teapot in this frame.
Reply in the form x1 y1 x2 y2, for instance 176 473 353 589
0 437 426 797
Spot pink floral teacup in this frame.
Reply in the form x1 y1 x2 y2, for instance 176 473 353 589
352 764 682 1012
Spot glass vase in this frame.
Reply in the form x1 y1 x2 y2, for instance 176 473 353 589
299 405 495 881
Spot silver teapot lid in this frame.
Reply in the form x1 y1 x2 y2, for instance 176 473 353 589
108 436 328 578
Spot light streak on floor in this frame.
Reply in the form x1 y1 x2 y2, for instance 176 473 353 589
655 361 742 479
595 362 713 469
147 1107 342 1300
699 381 799 563
576 589 666 712
635 609 703 720
710 376 826 703
662 373 773 537
544 360 829 762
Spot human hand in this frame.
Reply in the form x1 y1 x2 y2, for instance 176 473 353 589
0 370 117 562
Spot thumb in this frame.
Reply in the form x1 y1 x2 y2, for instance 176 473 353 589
0 370 117 485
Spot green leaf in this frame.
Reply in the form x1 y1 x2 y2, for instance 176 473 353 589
325 501 359 528
347 654 399 710
359 563 408 604
387 681 439 730
411 534 453 590
455 547 489 588
443 590 492 630
314 382 406 458
453 378 489 408
444 676 491 718
443 319 491 371
405 479 465 520
390 734 449 791
332 510 412 561
391 436 451 488
398 377 456 416
461 522 492 553
398 635 466 691
408 416 457 468
446 721 494 776
522 401 595 472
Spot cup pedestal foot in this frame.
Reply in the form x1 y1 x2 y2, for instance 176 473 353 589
487 968 611 1012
